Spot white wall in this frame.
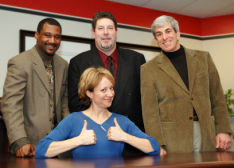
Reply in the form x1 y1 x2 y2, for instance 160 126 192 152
0 7 234 97
203 37 234 91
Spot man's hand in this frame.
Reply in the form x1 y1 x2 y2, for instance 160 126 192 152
160 147 167 157
216 133 232 151
16 144 35 157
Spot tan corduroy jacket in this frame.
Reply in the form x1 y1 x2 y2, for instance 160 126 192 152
141 47 232 153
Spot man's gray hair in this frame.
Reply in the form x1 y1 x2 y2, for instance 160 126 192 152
151 15 179 38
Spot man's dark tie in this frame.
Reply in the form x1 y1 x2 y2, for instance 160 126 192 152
107 56 115 77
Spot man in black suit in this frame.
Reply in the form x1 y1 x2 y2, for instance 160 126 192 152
68 11 146 138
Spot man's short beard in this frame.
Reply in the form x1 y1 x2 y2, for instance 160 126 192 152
101 43 113 49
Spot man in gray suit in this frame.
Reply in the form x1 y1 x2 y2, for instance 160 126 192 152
2 18 70 157
141 15 232 153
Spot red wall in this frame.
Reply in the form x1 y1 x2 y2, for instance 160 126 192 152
0 0 233 36
201 14 234 36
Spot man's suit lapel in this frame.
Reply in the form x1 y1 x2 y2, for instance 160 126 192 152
112 49 129 105
31 47 51 94
185 48 198 94
54 55 64 104
157 52 189 94
92 49 105 66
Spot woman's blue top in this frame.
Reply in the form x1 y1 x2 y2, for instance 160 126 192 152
35 112 160 159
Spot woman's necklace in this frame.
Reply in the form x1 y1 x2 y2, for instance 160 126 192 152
101 125 107 132
84 108 110 132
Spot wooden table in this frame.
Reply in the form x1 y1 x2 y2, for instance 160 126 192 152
1 152 234 168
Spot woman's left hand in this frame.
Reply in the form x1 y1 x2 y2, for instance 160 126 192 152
107 118 127 142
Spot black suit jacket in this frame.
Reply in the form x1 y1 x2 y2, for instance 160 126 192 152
68 45 146 131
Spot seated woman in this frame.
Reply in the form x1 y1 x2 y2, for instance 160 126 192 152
35 67 165 159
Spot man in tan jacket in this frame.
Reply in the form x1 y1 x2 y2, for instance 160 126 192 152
141 15 232 153
2 18 69 157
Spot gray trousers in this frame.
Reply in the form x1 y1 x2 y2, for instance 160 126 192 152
193 121 202 152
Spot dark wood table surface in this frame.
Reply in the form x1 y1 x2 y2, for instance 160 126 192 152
1 152 234 168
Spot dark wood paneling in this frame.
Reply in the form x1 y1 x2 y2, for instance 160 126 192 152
0 97 9 154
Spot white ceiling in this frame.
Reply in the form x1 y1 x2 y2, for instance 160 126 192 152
107 0 234 18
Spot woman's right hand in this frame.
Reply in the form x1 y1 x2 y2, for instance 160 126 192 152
78 120 97 145
43 120 97 158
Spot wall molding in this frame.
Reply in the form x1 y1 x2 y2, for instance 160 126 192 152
20 30 161 54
